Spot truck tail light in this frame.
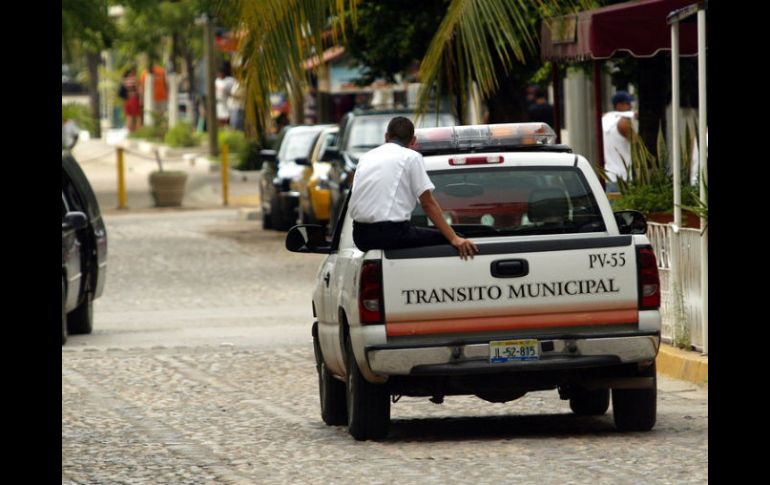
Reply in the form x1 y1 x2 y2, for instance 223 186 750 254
637 247 660 309
359 260 384 324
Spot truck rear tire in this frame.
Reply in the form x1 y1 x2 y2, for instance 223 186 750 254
345 337 390 441
313 327 346 426
612 364 657 431
570 388 610 416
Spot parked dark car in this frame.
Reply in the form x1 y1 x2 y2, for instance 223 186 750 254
322 108 458 232
259 124 336 231
62 152 107 345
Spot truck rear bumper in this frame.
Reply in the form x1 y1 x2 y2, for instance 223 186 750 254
367 334 660 375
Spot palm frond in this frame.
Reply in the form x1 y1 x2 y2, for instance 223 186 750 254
236 0 357 131
416 0 590 118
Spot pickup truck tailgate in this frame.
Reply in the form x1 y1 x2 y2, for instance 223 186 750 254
381 235 638 336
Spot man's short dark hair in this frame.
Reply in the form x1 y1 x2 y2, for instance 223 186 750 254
387 116 415 146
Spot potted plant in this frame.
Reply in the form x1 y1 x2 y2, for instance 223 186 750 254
600 126 700 228
148 149 187 207
681 175 708 234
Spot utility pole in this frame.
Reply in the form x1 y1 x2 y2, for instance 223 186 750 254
199 13 218 157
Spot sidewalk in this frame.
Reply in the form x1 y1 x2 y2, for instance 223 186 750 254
657 344 708 386
72 131 262 214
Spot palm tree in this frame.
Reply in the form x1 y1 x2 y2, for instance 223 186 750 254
234 0 590 130
235 0 359 133
415 0 590 120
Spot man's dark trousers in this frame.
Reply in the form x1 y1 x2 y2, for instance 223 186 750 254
353 221 448 251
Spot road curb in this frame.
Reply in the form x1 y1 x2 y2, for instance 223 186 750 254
656 344 708 386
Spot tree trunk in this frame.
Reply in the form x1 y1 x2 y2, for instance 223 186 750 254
183 50 197 128
86 51 102 139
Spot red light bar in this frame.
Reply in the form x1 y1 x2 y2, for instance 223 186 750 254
448 155 504 166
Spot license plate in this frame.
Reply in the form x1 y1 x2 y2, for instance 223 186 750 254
490 339 540 363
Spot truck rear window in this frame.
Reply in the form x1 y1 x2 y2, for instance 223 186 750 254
411 167 606 237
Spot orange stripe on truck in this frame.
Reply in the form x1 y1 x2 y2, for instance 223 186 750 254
385 309 638 337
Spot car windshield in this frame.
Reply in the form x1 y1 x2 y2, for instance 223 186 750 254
411 167 606 237
347 113 456 151
278 129 320 163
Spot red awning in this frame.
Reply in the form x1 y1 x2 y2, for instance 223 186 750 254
541 0 700 61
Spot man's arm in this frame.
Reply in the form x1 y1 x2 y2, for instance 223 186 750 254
419 190 478 259
617 117 633 140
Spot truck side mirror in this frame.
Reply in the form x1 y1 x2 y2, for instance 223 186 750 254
614 210 647 234
260 149 277 163
62 211 88 231
286 224 332 254
320 147 342 164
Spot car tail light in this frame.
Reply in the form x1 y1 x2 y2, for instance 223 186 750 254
637 247 660 309
359 260 384 324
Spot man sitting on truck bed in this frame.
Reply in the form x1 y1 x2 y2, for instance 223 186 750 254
348 116 479 260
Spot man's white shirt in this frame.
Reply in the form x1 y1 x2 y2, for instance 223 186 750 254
601 110 635 182
349 142 435 223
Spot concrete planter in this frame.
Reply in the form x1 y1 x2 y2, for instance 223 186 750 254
149 171 188 207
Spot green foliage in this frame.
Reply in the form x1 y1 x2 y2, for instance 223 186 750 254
612 182 697 216
62 0 117 55
344 0 448 85
115 0 203 67
237 139 264 171
680 176 708 233
601 125 698 216
415 0 591 117
237 1 359 132
128 113 167 142
164 122 199 148
214 128 263 170
62 103 95 134
218 128 246 159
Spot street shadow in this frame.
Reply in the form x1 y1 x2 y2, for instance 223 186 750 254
386 412 625 442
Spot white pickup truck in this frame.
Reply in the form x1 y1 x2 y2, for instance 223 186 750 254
286 123 661 441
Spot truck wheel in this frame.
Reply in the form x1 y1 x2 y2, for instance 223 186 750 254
261 204 273 229
313 327 346 425
270 195 293 231
67 292 93 335
612 365 657 431
570 388 610 416
62 278 68 346
345 336 390 441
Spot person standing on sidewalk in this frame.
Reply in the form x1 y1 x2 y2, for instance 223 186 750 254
139 64 169 119
602 90 637 193
349 116 478 259
120 67 142 132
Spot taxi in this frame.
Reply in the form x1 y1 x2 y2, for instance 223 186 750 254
293 125 339 226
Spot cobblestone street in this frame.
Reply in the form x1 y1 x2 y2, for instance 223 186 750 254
62 209 708 485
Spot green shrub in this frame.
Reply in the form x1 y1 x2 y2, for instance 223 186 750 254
128 125 165 142
62 103 95 134
164 122 199 148
217 128 247 158
128 112 167 142
601 125 698 216
237 139 263 170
